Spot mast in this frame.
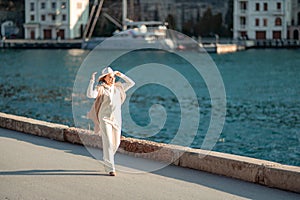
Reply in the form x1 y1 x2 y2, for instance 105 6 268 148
82 0 104 41
122 0 127 30
129 0 134 20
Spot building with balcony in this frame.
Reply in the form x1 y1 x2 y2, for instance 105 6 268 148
233 0 292 40
23 0 89 39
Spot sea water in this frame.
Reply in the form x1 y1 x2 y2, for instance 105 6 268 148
0 48 299 166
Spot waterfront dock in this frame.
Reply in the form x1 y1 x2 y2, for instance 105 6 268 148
0 39 82 49
1 38 300 53
1 38 246 54
200 43 246 54
253 39 300 48
0 112 299 198
0 39 243 54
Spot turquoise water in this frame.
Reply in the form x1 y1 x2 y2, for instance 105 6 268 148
0 48 299 166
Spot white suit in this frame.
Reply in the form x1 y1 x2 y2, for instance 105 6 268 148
87 73 135 172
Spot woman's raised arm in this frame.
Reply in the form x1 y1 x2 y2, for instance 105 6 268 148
116 71 135 92
86 72 99 98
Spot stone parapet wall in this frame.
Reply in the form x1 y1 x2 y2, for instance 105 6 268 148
0 112 299 193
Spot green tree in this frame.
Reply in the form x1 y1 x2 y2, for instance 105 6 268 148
225 0 234 37
212 13 222 34
182 20 193 36
166 14 176 30
198 7 213 36
194 7 229 38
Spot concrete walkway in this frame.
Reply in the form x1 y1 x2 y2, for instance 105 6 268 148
0 128 299 200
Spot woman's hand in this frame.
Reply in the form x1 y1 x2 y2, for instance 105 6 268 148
114 71 122 77
91 72 97 81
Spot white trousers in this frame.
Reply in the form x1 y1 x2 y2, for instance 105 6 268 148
101 122 121 172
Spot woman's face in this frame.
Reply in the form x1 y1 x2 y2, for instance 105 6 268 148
103 73 115 86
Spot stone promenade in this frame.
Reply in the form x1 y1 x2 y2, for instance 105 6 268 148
0 128 299 200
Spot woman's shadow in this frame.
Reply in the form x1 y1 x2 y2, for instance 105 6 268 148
0 128 107 176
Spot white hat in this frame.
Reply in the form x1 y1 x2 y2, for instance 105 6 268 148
98 66 115 81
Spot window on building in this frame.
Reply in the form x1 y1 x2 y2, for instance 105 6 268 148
41 2 45 9
61 2 66 9
52 2 56 9
277 2 281 10
240 31 247 38
57 29 65 39
77 2 82 9
30 2 34 11
256 31 266 39
240 16 246 27
255 3 260 11
275 17 282 26
240 1 247 11
62 14 67 21
263 18 268 26
30 30 35 39
255 18 260 26
30 15 35 21
264 3 268 11
273 31 281 39
43 29 52 39
293 29 299 39
41 15 46 21
52 15 56 21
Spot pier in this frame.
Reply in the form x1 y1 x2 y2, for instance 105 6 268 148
200 43 246 54
0 39 82 49
1 38 245 54
253 39 300 48
1 38 300 53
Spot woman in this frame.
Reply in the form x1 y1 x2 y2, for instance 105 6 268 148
87 66 135 176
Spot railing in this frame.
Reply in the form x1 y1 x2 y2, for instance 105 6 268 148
239 24 246 29
239 9 247 14
48 9 60 16
40 21 62 27
254 39 300 48
272 9 284 16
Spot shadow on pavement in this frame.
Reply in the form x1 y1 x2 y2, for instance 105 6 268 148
0 169 105 176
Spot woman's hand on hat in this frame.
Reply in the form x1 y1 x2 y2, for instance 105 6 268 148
114 71 122 77
91 72 97 81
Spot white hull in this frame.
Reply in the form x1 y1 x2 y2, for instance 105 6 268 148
82 37 175 50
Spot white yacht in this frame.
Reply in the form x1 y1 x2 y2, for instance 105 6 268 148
81 0 175 50
104 21 175 50
82 21 175 50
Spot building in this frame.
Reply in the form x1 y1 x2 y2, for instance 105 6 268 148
76 0 231 37
0 0 24 38
139 0 229 32
233 0 292 40
23 0 89 39
288 0 300 39
1 21 19 38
